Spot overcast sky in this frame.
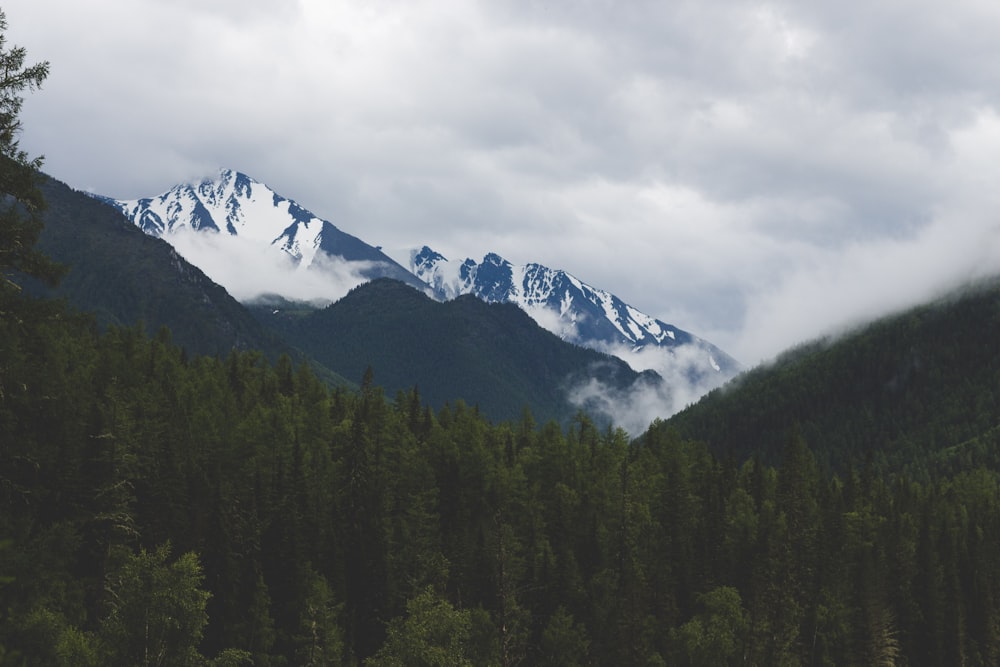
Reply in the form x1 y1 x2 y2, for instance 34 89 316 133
7 0 1000 365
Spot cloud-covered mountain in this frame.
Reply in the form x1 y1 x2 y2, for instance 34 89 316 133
28 174 347 383
100 168 426 302
664 273 1000 473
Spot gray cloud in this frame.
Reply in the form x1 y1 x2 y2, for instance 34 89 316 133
7 0 1000 367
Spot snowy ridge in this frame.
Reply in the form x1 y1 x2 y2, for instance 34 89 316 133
102 169 426 301
113 169 326 265
411 246 739 379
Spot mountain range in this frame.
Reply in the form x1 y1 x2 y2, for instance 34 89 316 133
23 171 664 425
35 165 1000 451
97 168 738 399
410 246 738 381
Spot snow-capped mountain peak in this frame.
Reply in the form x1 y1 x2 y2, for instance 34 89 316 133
115 169 326 266
102 169 426 302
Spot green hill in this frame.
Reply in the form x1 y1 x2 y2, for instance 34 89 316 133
665 276 1000 475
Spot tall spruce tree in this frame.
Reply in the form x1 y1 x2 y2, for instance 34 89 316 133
0 9 61 304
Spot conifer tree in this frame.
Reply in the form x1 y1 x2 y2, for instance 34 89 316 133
0 10 62 301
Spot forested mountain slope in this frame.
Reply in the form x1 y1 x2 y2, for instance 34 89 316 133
25 174 282 357
253 277 657 425
666 275 1000 475
22 174 349 384
4 290 999 665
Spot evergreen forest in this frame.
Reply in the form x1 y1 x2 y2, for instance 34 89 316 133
4 300 1000 665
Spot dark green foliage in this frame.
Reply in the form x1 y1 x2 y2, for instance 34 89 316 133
0 154 64 301
2 298 1000 664
253 278 650 425
668 276 1000 476
0 11 49 168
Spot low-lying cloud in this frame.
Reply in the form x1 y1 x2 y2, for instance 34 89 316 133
567 343 734 436
165 228 375 304
519 302 581 342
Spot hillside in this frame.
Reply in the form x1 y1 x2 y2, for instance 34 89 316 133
665 275 1000 475
22 174 349 386
5 272 999 665
253 278 658 425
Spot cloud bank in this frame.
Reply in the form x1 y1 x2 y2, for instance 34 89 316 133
7 0 1000 366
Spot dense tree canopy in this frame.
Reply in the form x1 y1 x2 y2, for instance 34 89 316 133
2 313 999 665
668 275 1000 477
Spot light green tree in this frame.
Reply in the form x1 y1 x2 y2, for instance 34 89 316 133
671 586 749 667
293 567 345 666
366 586 473 667
99 544 212 666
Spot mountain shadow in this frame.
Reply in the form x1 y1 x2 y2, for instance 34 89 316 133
24 173 344 384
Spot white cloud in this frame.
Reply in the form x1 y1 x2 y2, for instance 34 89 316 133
165 228 372 304
520 302 580 342
728 107 1000 364
567 343 732 436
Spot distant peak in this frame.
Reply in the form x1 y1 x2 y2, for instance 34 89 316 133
412 245 447 267
482 252 510 267
216 167 246 179
192 168 257 187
